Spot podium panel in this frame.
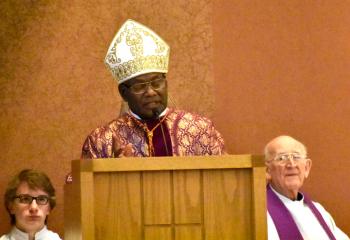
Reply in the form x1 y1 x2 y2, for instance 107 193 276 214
64 155 266 240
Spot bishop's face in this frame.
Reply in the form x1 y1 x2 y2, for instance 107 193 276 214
119 72 168 119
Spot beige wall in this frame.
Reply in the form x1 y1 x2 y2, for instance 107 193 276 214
0 0 349 237
213 0 350 234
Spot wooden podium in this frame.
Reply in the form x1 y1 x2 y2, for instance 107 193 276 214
64 155 267 240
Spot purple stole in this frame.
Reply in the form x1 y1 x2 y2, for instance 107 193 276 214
267 185 337 240
145 119 173 156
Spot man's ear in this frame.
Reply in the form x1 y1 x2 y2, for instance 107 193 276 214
304 158 312 178
266 164 272 181
118 84 128 102
8 202 15 214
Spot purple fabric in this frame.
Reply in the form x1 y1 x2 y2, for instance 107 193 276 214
145 119 173 156
303 194 337 240
268 185 338 240
267 185 304 240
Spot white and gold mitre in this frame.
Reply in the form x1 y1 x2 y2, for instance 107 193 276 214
104 19 170 84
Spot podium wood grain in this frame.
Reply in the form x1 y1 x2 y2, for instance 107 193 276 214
64 155 267 240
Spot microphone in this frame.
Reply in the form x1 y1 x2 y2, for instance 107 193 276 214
152 94 178 118
152 105 164 118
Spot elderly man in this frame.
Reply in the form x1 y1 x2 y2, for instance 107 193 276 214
81 19 225 158
265 135 349 240
1 169 61 240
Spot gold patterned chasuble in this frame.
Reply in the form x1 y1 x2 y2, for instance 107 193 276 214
81 108 225 158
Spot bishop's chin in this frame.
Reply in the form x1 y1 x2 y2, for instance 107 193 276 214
139 110 158 120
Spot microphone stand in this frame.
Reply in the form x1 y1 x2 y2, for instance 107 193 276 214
153 107 170 156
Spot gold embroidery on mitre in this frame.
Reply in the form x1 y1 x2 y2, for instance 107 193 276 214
105 19 169 84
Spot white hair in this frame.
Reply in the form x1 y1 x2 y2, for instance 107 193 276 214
264 135 307 162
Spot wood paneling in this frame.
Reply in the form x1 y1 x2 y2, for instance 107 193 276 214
64 155 266 240
173 170 201 224
175 225 202 240
203 169 252 240
143 171 172 225
144 226 172 240
94 172 142 239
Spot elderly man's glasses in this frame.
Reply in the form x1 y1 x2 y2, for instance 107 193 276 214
14 194 50 205
272 153 306 164
127 76 166 94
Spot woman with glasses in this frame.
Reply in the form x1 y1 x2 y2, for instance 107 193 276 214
1 169 61 240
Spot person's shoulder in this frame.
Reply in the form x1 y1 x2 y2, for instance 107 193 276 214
45 230 62 240
312 201 329 213
87 115 130 136
311 201 335 223
170 108 213 123
311 201 350 239
0 234 9 240
37 227 62 240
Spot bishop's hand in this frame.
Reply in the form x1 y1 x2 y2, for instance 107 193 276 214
112 138 134 157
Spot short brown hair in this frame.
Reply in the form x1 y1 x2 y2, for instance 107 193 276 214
4 169 56 225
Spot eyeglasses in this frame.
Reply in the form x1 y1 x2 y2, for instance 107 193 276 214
127 76 166 94
14 194 50 205
272 153 307 164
